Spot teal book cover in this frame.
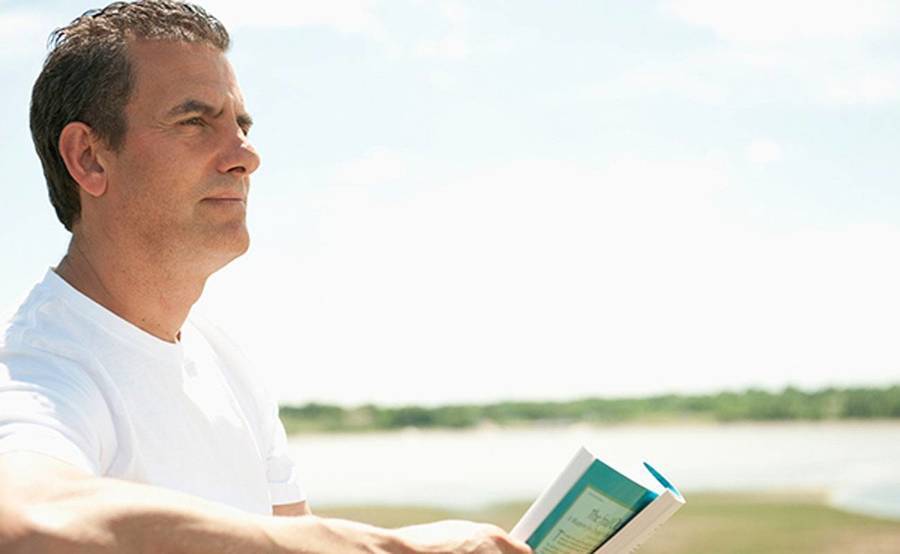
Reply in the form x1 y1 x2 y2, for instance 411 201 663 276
525 458 658 553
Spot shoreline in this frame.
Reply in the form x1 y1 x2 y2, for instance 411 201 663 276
284 417 900 436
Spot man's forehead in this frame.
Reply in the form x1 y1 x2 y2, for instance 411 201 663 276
128 39 228 70
125 39 245 112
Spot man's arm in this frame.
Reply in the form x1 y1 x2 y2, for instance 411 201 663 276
273 501 311 517
0 452 531 554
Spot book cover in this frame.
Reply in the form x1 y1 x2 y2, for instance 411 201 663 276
510 447 685 554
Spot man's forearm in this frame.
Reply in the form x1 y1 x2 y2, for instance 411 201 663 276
6 476 412 554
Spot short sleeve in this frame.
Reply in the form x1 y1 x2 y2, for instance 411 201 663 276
0 353 117 475
264 400 307 505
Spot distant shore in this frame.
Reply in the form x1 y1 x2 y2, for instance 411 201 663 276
279 384 900 434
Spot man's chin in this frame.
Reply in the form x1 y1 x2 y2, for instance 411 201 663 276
202 224 251 265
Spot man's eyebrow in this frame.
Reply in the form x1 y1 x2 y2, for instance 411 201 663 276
167 99 219 118
167 99 254 129
236 113 253 130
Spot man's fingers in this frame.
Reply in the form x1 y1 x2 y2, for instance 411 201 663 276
395 519 533 553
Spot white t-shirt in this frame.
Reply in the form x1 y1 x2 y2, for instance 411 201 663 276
0 270 305 515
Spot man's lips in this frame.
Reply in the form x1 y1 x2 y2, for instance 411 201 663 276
202 193 246 202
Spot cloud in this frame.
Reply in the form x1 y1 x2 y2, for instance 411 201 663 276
332 148 416 187
201 0 383 37
0 10 42 37
1 1 384 39
586 1 900 108
664 0 900 44
587 54 729 104
203 0 487 62
409 0 471 61
824 70 900 106
437 0 468 24
413 32 469 60
745 139 782 166
0 9 53 60
618 50 900 107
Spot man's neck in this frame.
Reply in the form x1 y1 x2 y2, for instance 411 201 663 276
55 234 208 343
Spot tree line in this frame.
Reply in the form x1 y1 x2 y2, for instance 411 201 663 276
278 384 900 434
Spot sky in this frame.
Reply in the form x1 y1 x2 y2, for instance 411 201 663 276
1 0 899 406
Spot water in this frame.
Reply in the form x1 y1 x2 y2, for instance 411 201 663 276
287 421 900 520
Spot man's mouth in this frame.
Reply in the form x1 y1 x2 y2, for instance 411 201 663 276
203 193 246 203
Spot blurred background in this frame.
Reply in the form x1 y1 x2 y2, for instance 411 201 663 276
2 1 899 551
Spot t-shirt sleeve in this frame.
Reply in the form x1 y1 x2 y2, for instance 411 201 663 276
0 353 117 476
264 399 307 506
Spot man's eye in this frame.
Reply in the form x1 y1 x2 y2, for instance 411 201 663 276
181 117 205 126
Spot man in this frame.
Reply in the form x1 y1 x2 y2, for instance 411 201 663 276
0 2 532 552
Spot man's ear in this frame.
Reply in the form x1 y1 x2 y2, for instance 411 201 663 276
58 122 108 198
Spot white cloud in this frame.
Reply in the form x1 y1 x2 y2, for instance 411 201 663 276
640 0 900 108
0 11 42 37
824 71 900 106
664 0 900 44
438 0 468 24
588 7 900 108
201 0 383 37
0 10 52 60
413 32 469 60
1 1 384 40
332 148 415 187
587 54 728 104
410 0 471 61
745 139 782 166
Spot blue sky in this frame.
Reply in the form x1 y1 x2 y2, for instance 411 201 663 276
2 0 899 405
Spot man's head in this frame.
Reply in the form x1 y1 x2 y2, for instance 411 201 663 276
31 1 258 269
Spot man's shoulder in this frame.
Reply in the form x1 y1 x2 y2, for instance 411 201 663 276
2 273 56 349
0 345 110 426
1 272 112 399
1 271 90 358
2 302 121 452
0 347 87 384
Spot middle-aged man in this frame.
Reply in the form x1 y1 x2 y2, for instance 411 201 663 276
0 2 533 553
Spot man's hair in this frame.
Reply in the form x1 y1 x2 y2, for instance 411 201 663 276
30 0 230 231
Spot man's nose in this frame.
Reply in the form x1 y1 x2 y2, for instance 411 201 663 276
218 128 261 176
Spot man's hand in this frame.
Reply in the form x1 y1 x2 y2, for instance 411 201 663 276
265 516 533 554
396 520 533 554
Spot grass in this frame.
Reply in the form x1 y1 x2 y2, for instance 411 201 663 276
314 491 900 553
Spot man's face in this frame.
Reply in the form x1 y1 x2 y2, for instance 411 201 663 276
98 39 260 269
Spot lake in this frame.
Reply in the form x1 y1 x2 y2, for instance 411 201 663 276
287 421 900 520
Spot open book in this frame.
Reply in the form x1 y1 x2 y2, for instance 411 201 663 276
510 447 685 554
